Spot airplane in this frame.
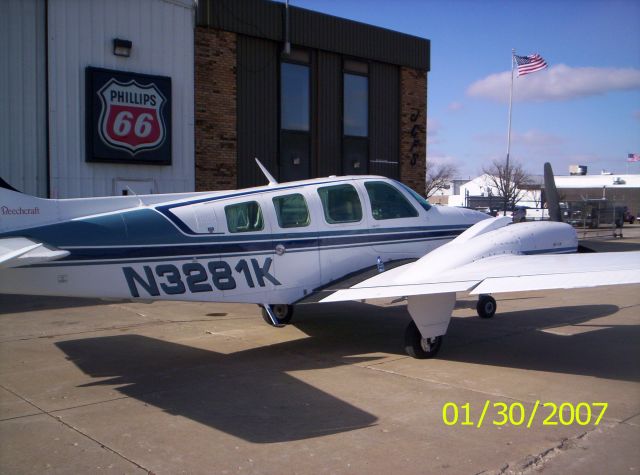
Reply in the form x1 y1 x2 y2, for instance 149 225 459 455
1 161 639 358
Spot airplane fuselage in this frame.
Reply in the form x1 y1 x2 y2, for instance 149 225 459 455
0 176 487 304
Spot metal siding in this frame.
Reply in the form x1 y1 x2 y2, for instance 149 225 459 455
197 0 282 42
291 7 430 71
197 0 429 71
237 35 279 188
0 0 47 197
316 51 341 177
47 0 195 198
369 62 400 179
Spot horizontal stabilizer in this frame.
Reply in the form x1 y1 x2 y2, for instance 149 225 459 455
0 237 69 269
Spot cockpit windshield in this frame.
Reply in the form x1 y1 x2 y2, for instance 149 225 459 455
394 180 432 212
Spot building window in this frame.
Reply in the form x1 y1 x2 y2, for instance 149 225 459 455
365 181 418 220
343 73 368 137
280 57 311 182
225 201 264 233
317 184 363 224
281 62 310 132
343 61 369 175
272 193 310 228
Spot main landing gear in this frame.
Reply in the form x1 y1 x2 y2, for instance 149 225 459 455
476 294 496 319
404 321 443 359
261 304 294 327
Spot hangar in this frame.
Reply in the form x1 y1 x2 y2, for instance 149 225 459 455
0 0 429 199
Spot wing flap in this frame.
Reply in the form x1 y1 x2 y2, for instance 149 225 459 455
320 280 478 303
319 251 640 303
0 237 69 268
473 269 640 295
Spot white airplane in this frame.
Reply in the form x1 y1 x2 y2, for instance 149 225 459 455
1 162 638 358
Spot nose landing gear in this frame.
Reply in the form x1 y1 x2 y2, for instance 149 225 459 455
404 321 443 359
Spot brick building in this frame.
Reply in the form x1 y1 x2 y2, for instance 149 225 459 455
195 0 429 193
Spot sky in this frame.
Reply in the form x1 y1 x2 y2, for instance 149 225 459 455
281 0 640 178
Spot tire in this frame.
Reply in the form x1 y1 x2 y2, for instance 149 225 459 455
260 304 294 326
476 295 496 319
404 321 442 359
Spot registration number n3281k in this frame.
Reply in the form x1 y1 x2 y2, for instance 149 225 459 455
122 258 281 297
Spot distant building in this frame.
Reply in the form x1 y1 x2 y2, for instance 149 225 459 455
440 171 640 217
428 178 469 205
569 164 588 176
445 174 542 210
555 174 640 215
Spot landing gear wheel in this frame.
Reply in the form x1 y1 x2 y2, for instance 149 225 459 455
476 295 496 319
261 304 294 326
404 321 443 359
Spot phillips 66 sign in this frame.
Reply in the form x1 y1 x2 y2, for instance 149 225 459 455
86 67 172 164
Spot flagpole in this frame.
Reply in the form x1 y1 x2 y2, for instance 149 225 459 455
504 49 515 216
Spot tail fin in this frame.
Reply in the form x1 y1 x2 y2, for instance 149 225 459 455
543 163 562 222
0 180 52 233
0 177 21 193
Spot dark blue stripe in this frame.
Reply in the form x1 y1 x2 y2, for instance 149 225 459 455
59 229 464 261
25 235 456 268
522 246 577 255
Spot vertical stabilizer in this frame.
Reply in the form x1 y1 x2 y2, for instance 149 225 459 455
0 177 21 193
543 162 562 222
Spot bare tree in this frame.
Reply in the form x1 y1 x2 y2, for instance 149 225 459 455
482 158 531 213
425 162 459 198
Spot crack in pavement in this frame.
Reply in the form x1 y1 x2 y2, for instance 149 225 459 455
0 317 243 343
0 383 152 474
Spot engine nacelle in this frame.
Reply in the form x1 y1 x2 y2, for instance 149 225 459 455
399 219 578 282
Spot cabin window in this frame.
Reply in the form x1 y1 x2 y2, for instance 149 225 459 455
365 181 418 220
272 193 310 228
317 184 363 224
224 201 264 233
394 180 432 212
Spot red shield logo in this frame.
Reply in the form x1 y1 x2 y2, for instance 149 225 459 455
98 78 167 154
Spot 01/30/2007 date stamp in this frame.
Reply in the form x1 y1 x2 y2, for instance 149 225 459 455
442 401 608 428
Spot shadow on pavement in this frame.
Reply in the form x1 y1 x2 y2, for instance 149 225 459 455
294 301 639 382
0 294 108 315
56 330 379 444
55 299 637 443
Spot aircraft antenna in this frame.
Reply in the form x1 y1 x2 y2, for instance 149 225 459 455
255 158 278 186
125 186 144 207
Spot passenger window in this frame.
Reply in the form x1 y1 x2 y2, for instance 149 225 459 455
395 180 432 212
365 181 419 220
317 184 363 224
225 201 264 233
273 194 310 228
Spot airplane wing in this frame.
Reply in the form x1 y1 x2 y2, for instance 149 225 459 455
0 237 69 269
321 251 640 303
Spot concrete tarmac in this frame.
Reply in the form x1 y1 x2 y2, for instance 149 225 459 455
0 236 639 474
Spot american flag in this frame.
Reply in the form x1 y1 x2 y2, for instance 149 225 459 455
628 153 640 162
514 53 548 76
